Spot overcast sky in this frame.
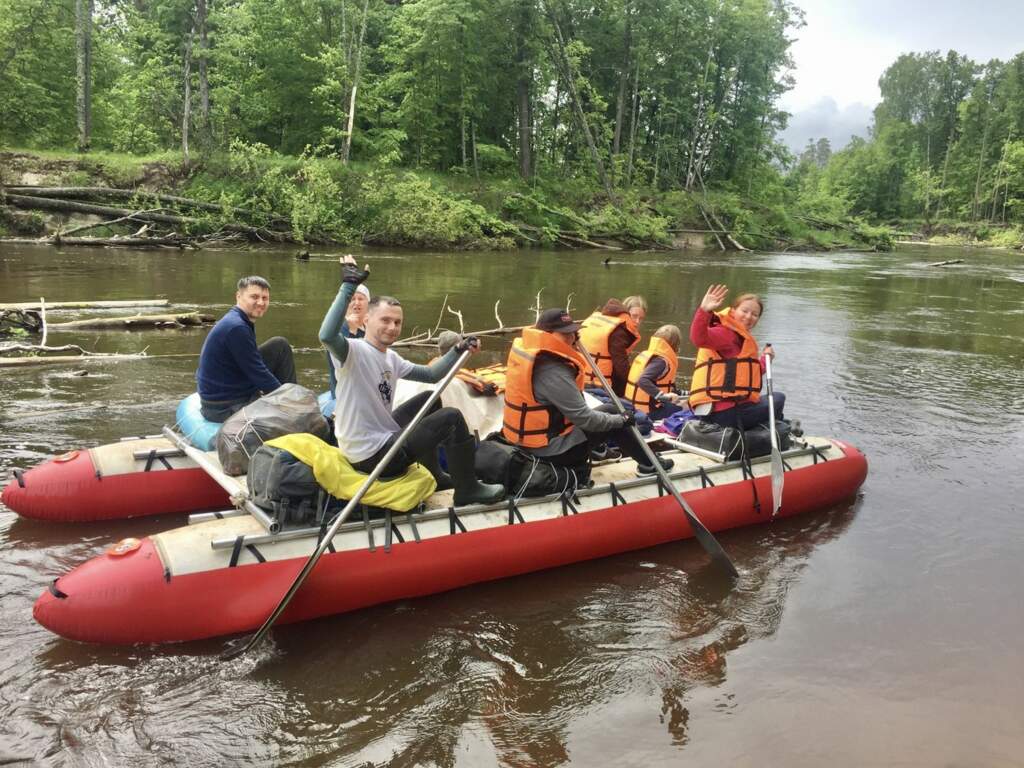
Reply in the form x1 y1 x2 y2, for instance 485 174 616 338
778 0 1024 153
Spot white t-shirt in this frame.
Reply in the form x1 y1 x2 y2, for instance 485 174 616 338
331 339 416 462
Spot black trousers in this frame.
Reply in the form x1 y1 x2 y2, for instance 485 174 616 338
541 403 651 468
200 336 297 422
350 391 471 479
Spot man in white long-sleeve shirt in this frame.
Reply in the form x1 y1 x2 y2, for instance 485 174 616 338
318 256 505 506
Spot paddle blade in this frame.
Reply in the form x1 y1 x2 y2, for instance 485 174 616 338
689 516 741 579
221 634 255 661
770 450 784 517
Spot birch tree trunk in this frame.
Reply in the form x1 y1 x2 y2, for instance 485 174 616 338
971 112 990 220
341 0 370 164
182 22 195 162
197 0 211 142
515 0 533 180
611 4 631 159
625 59 640 185
685 45 714 190
75 0 93 153
936 130 955 219
471 120 480 180
546 5 614 201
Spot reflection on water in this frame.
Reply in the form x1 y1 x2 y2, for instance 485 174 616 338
2 243 1023 766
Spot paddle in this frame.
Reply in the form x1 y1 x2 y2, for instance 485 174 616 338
575 344 739 578
221 348 474 660
764 348 784 517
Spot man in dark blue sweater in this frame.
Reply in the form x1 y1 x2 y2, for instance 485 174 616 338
196 276 297 422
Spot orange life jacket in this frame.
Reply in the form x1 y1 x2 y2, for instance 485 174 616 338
578 310 640 387
624 336 679 413
456 363 506 396
688 309 762 408
502 327 587 449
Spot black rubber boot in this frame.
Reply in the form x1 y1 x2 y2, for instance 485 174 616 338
446 437 506 506
415 449 453 491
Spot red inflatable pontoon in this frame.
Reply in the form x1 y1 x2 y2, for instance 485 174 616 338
2 439 227 522
34 437 867 645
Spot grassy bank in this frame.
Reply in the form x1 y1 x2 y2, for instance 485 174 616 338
1 148 895 251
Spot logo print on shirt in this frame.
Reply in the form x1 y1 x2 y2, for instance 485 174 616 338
378 370 393 404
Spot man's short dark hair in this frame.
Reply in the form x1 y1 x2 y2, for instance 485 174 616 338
237 276 271 291
369 295 402 310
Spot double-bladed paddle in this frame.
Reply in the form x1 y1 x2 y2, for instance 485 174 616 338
221 348 473 660
764 349 784 517
576 344 739 578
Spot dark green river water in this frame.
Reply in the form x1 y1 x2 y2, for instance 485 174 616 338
1 242 1022 766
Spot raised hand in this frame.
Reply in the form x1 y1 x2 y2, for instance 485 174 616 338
340 254 370 285
455 335 481 354
700 284 728 312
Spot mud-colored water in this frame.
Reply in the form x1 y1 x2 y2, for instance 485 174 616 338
1 243 1021 766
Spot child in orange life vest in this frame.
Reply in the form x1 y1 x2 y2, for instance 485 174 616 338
688 284 785 430
625 324 685 421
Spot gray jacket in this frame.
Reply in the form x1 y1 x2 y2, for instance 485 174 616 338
530 357 625 457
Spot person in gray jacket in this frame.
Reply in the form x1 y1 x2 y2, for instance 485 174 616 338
502 308 673 477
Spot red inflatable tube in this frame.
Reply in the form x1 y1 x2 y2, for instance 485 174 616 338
33 443 867 645
2 450 228 522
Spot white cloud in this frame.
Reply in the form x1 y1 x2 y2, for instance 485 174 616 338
775 0 1024 153
779 97 872 154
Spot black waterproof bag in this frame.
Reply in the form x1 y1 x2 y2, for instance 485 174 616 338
248 444 328 529
475 438 591 497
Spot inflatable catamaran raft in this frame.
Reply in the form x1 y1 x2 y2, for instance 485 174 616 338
2 384 502 522
34 432 867 645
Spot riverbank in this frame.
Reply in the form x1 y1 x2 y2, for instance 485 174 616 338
1 149 894 252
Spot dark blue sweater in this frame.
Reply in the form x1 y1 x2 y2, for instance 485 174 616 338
196 306 280 402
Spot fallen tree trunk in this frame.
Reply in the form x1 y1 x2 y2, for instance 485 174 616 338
47 312 215 330
0 353 148 367
0 299 169 310
926 258 964 267
2 186 287 224
56 236 194 248
3 194 289 241
556 234 622 251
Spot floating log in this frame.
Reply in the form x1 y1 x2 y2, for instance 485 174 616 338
926 258 964 267
54 236 194 248
0 353 148 368
47 312 215 330
0 301 169 313
0 299 169 311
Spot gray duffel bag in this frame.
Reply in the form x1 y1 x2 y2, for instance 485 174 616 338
216 384 331 476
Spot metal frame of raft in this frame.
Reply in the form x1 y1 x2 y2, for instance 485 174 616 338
32 436 866 645
187 440 832 555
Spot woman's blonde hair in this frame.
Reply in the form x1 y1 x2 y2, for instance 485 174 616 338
731 293 764 313
653 324 682 350
622 295 648 313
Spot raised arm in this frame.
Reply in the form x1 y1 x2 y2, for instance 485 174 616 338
404 347 461 383
319 256 370 365
689 283 739 353
319 282 357 365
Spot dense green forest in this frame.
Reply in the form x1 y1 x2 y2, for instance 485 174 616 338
0 0 1021 249
791 51 1024 245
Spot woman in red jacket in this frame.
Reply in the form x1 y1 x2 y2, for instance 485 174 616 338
687 283 785 430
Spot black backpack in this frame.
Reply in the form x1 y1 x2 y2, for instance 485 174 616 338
248 444 329 529
475 437 591 498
